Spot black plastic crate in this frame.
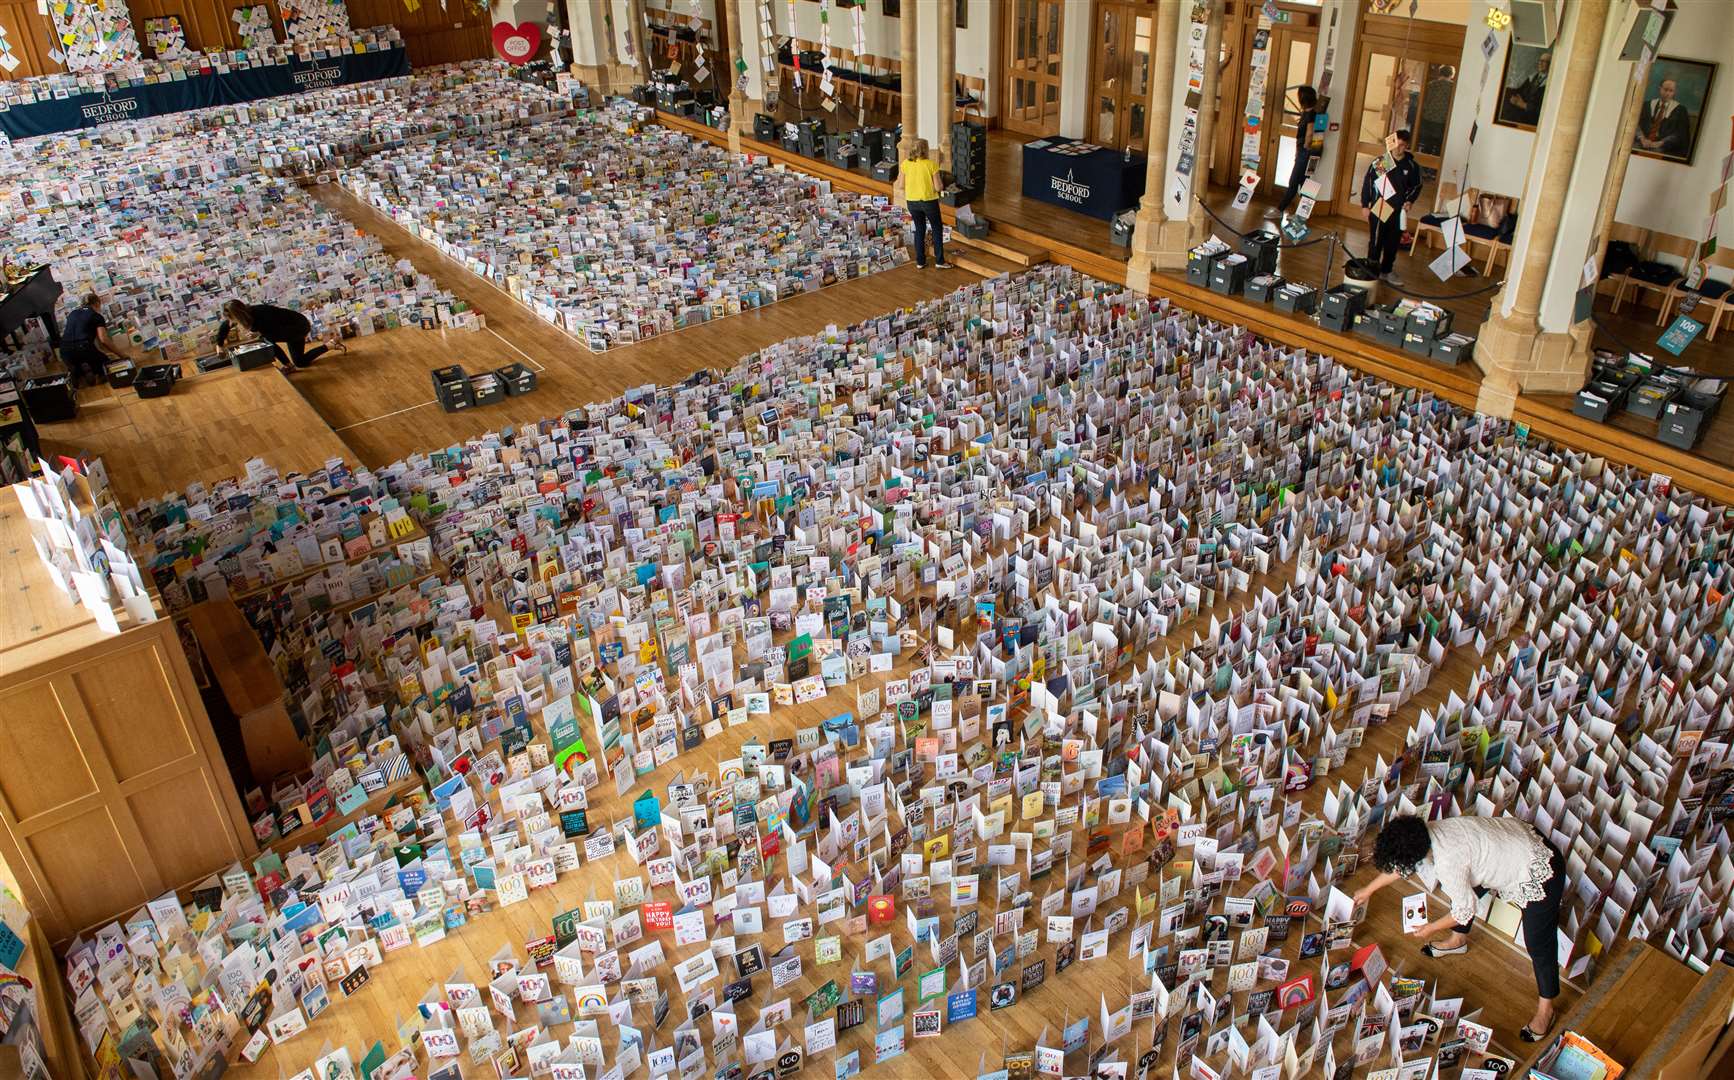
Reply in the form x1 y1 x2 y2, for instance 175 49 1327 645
496 362 538 396
1627 377 1682 420
196 353 233 373
1273 284 1317 315
1240 231 1279 275
469 371 507 407
233 341 279 371
1573 378 1629 421
1209 255 1250 296
23 374 77 420
1245 275 1284 304
1186 247 1220 288
1430 334 1474 366
105 359 138 388
135 364 181 400
1405 309 1453 342
431 365 474 412
753 113 777 141
1657 391 1721 450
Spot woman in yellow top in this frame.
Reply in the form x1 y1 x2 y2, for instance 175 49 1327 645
901 139 951 269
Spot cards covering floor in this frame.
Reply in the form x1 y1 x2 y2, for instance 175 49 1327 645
342 102 910 351
76 267 1733 1080
1 65 577 368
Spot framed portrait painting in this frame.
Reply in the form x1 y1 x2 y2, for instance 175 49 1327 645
1633 57 1717 165
1493 42 1552 130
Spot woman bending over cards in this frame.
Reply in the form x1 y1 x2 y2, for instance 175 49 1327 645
215 299 345 373
1356 813 1567 1043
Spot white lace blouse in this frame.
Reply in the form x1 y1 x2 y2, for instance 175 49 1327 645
1412 816 1553 925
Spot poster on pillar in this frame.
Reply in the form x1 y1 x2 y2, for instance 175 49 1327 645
493 0 550 65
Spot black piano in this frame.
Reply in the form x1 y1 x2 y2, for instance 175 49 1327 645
1 265 63 351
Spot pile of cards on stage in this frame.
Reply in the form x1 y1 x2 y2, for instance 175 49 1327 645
343 100 910 350
0 25 401 107
71 266 1734 1080
0 65 581 369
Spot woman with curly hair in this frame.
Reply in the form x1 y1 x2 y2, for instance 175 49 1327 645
1355 813 1566 1043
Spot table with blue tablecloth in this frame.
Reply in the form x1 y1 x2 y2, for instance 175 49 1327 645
1020 137 1147 221
0 47 410 142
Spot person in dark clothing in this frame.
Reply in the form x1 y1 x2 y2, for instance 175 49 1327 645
60 293 127 386
1359 129 1424 286
214 299 343 372
1275 86 1320 217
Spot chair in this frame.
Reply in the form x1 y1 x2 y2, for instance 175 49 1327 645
1613 232 1695 314
1654 248 1734 340
1408 183 1464 256
1593 222 1651 306
1460 191 1519 276
957 75 987 124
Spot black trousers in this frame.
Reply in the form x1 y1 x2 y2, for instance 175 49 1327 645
1276 149 1312 214
1453 842 1567 999
62 344 107 383
269 335 328 369
909 199 944 266
1369 212 1406 273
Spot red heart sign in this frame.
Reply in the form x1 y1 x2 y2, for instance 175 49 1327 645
492 21 542 64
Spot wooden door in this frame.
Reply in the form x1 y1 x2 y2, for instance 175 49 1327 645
1002 0 1064 137
1334 15 1465 217
1238 13 1318 194
1088 0 1157 152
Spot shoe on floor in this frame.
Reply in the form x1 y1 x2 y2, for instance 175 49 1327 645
1383 272 1406 287
935 262 954 269
1421 941 1468 957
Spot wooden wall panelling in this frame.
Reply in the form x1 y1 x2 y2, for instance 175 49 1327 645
0 485 257 943
0 0 58 79
346 0 491 68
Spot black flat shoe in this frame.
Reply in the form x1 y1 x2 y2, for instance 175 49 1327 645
1519 1019 1556 1043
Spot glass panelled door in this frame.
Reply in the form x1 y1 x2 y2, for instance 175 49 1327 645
1003 0 1064 137
1261 35 1315 194
1091 1 1154 152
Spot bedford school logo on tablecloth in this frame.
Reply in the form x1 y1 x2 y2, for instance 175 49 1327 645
492 21 542 64
1050 169 1091 206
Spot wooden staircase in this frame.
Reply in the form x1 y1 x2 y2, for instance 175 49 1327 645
948 230 1050 280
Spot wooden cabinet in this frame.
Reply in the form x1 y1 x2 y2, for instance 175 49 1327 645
184 598 310 787
0 487 255 945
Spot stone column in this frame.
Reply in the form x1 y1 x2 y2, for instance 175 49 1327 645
1565 65 1644 380
1126 0 1188 292
1474 0 1610 417
894 1 919 202
726 0 749 153
569 0 629 93
937 0 956 169
1186 0 1225 243
627 0 651 85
